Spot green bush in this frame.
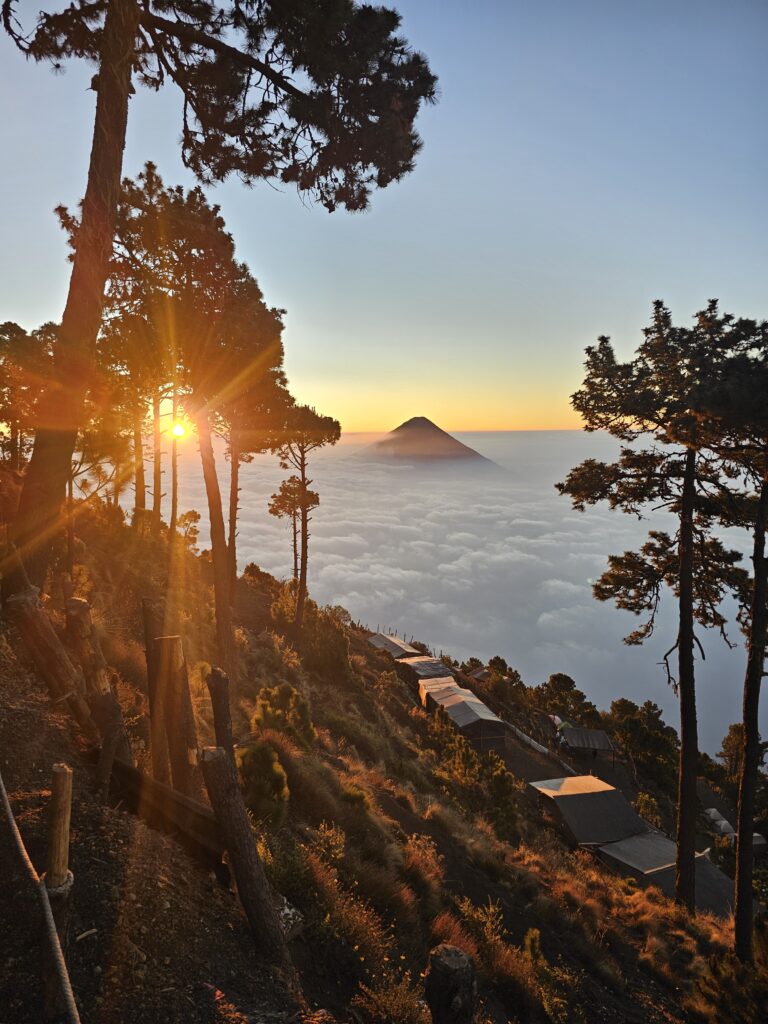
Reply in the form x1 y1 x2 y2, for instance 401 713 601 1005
251 681 316 747
236 740 290 827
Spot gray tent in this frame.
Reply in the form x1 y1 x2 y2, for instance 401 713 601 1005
530 776 648 845
431 689 507 753
597 831 677 877
418 679 465 710
367 633 422 659
560 727 614 753
397 656 456 685
642 856 737 919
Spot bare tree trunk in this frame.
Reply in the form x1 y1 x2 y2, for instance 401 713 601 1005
152 389 162 529
205 667 234 758
170 387 178 535
156 634 203 799
294 451 309 634
291 509 298 582
8 0 140 591
200 746 292 973
133 399 146 519
196 409 236 680
675 447 698 913
734 479 768 962
142 597 171 784
227 428 240 603
66 473 75 578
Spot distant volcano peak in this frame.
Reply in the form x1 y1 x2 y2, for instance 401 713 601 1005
364 416 492 463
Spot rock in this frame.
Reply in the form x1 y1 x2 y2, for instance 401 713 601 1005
423 944 477 1024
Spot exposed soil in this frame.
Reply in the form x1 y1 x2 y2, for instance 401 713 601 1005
0 630 298 1024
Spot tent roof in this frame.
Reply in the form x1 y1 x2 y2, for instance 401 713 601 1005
530 776 613 799
367 633 421 658
433 692 503 728
399 656 456 679
598 831 677 875
643 855 736 919
560 727 614 752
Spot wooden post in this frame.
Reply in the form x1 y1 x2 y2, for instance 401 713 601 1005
206 667 234 757
142 598 171 785
156 635 202 799
65 597 111 696
200 747 291 973
43 764 75 1021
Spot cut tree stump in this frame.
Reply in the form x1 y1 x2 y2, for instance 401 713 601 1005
424 944 477 1024
206 667 234 758
155 635 202 799
200 746 292 973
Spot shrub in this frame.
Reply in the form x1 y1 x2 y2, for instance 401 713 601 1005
303 603 352 681
352 970 430 1024
633 791 662 829
236 740 290 827
251 682 316 747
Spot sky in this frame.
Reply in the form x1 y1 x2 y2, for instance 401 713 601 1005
2 0 767 431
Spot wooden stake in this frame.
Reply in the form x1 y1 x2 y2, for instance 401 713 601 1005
43 764 75 1021
200 747 291 973
155 635 202 799
47 764 73 889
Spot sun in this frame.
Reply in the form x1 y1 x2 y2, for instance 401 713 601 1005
171 422 187 438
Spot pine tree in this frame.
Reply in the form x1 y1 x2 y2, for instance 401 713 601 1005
3 0 436 587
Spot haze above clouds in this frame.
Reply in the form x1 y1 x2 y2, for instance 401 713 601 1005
174 429 760 754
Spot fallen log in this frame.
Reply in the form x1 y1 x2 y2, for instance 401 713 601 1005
106 756 224 868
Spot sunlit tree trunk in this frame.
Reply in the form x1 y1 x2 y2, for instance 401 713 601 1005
132 391 146 520
294 448 309 634
169 387 178 535
152 389 162 528
227 427 240 603
196 409 235 680
9 0 139 590
66 472 75 578
291 507 299 582
675 447 698 913
734 479 768 961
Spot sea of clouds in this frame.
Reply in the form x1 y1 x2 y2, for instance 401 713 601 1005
173 430 762 754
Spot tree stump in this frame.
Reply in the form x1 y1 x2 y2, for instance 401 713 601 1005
206 667 234 757
200 746 291 973
156 635 202 799
424 944 477 1024
142 597 171 784
65 597 111 696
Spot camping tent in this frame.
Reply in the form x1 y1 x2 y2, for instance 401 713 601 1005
367 633 422 659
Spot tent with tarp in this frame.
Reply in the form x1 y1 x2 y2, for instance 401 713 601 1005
530 776 648 845
429 687 506 753
397 656 456 686
367 633 422 659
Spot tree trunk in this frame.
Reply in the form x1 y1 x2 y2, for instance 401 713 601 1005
227 429 240 603
675 447 698 912
734 478 768 962
152 389 162 528
206 667 235 758
291 509 299 582
8 0 140 591
200 746 292 973
170 388 178 535
133 401 146 518
196 409 236 680
66 474 75 578
294 451 309 634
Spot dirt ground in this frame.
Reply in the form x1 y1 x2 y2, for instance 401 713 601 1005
0 632 298 1024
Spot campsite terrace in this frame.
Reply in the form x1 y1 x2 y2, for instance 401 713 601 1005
367 631 741 920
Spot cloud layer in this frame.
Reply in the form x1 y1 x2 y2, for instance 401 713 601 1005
174 430 761 754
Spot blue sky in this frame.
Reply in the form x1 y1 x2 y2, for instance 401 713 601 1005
1 0 766 429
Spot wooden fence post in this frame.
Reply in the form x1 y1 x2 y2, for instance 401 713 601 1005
200 747 291 973
206 668 234 758
43 764 75 1021
155 635 202 799
142 598 171 784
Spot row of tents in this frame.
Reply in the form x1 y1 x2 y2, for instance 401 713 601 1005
367 633 507 753
530 775 739 918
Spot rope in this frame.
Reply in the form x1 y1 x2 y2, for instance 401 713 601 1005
0 767 82 1024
